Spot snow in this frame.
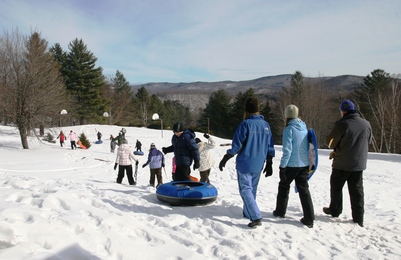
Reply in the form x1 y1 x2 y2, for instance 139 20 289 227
0 124 400 260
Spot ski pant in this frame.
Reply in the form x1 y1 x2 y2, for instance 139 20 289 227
199 169 211 183
70 141 76 149
275 166 315 224
149 168 163 187
117 165 136 185
237 170 263 221
329 168 364 224
174 165 191 181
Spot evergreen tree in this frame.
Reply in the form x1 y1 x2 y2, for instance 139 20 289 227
199 89 232 138
229 88 256 134
64 38 107 124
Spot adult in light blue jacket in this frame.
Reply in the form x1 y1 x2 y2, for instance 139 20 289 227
219 97 275 228
273 105 315 228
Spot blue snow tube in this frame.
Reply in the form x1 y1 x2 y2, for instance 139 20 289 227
156 181 218 206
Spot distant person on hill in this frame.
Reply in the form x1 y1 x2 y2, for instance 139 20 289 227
273 105 315 228
323 100 372 227
218 97 275 228
114 139 139 185
97 131 102 141
135 139 142 152
68 130 78 150
162 123 200 181
195 133 216 184
57 130 66 147
110 134 117 153
142 143 165 188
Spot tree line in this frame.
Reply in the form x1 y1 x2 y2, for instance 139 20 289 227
1 29 400 153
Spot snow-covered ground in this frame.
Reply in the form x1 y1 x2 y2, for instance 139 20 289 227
0 124 400 260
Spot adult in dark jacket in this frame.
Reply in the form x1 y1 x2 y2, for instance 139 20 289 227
323 100 372 227
219 97 275 228
143 143 165 187
162 123 200 181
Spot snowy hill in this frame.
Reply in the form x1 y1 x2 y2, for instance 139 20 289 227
0 124 400 259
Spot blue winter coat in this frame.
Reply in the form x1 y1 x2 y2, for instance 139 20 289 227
170 129 200 166
280 118 309 168
227 115 275 172
144 148 165 169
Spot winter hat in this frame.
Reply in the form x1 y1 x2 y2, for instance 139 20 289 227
195 138 201 144
173 123 184 132
340 100 355 111
284 104 299 119
150 143 156 148
244 97 259 113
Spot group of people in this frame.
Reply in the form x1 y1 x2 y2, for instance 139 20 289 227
57 130 78 150
219 97 371 229
161 123 217 184
109 97 372 229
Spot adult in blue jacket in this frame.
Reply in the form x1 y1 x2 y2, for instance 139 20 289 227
219 97 275 228
162 123 200 181
273 105 315 228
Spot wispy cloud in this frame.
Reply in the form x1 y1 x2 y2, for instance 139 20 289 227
1 0 400 83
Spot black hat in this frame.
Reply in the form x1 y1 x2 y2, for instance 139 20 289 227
173 123 184 132
244 97 259 113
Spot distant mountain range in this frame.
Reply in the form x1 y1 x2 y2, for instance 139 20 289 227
131 74 364 113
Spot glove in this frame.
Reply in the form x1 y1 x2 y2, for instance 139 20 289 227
279 167 286 182
329 151 336 160
136 160 139 166
203 133 210 139
162 147 168 154
162 163 165 168
114 163 118 170
219 153 233 171
142 164 147 168
193 160 200 170
263 156 273 177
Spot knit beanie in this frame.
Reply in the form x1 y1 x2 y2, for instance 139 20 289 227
284 104 299 119
340 100 355 111
150 143 155 148
244 97 259 113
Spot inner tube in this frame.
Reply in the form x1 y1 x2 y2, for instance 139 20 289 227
156 181 218 206
134 151 144 155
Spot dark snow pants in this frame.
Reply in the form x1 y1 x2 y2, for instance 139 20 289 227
275 166 315 224
174 165 191 181
117 165 136 185
329 168 364 224
149 168 163 187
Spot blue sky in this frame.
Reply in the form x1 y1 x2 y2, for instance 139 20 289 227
1 0 400 83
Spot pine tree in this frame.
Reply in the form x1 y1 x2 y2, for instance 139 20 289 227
199 89 232 138
64 38 107 124
79 132 91 149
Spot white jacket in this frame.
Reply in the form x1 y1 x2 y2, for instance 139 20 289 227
115 144 138 166
197 136 216 171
